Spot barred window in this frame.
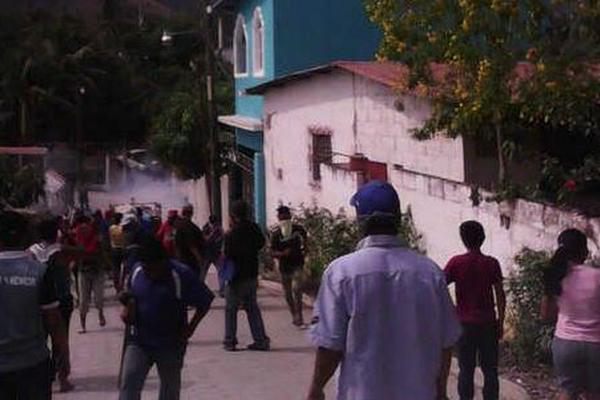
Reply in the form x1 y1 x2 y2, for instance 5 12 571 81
311 134 332 181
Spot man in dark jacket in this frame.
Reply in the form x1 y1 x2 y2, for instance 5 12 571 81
175 205 206 280
271 205 308 326
223 201 270 352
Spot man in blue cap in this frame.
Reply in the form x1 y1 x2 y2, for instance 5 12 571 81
306 180 462 400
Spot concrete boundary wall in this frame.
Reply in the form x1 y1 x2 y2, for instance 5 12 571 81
391 167 600 273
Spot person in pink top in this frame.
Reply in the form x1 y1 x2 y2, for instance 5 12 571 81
541 228 600 400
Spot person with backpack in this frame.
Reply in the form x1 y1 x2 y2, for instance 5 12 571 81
271 205 308 327
118 235 214 400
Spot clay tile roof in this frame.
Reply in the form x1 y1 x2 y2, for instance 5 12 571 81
246 60 600 97
246 61 409 95
333 61 409 88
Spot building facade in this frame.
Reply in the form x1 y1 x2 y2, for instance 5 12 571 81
212 0 380 227
246 61 584 272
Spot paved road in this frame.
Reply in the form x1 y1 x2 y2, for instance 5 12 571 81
54 273 526 400
55 273 336 400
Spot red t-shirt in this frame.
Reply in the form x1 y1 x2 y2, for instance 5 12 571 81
445 251 503 324
75 222 99 255
157 221 177 257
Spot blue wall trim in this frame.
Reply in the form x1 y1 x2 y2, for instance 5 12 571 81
236 128 263 152
254 152 266 229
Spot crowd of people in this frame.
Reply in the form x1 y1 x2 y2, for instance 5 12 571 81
0 180 598 400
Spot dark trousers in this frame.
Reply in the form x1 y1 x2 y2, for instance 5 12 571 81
0 358 52 400
224 279 269 347
111 248 125 291
119 344 186 400
281 269 304 323
458 323 499 400
48 304 73 382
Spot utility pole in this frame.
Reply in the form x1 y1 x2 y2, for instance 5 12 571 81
203 0 222 221
75 86 86 209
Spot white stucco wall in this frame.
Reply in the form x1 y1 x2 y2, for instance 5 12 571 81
263 70 463 226
263 72 356 226
261 68 600 274
391 168 600 273
352 75 465 182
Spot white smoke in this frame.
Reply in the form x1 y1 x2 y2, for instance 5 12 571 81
89 170 193 218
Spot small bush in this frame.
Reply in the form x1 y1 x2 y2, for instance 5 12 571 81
507 247 554 367
293 205 425 280
295 206 359 281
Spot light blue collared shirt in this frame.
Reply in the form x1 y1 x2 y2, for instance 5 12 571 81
310 235 462 400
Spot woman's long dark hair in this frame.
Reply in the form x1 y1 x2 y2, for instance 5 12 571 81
543 229 589 297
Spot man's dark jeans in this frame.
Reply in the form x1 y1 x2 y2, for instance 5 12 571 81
458 322 499 400
0 358 52 399
119 344 186 400
224 279 269 347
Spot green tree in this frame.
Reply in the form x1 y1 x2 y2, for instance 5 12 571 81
0 155 45 208
365 0 600 191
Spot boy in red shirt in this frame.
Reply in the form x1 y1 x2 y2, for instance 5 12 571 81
445 221 506 400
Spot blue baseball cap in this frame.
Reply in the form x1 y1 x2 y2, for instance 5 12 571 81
350 180 401 217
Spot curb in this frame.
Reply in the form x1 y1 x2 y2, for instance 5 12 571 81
259 278 531 400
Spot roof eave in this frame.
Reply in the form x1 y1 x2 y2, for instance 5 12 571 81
245 64 338 95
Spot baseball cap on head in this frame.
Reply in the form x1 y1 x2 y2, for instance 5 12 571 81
350 180 401 217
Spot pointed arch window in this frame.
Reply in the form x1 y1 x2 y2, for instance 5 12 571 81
252 8 265 76
234 15 248 76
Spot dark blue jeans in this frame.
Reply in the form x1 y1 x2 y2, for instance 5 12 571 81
0 358 52 400
457 323 499 400
119 344 186 400
224 279 269 347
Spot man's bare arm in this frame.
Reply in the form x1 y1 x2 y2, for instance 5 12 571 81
307 347 343 400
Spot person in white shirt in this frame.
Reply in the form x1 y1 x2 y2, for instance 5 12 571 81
306 180 462 400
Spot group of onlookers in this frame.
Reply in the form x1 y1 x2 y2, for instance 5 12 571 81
305 181 600 400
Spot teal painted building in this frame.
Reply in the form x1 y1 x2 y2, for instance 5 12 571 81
212 0 380 227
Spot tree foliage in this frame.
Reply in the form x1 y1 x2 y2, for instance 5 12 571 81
0 155 45 208
507 247 554 366
365 0 600 198
0 4 234 180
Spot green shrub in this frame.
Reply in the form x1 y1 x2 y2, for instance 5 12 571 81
0 156 45 208
507 248 554 367
294 206 359 280
292 205 425 281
